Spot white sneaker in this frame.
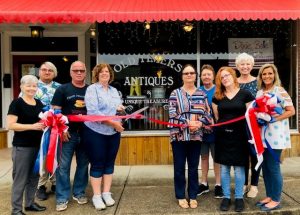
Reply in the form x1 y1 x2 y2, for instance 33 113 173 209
56 201 68 211
247 186 258 198
102 192 115 206
92 196 106 210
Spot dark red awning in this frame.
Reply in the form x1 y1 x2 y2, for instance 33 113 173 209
0 0 299 23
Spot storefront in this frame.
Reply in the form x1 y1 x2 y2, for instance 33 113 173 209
0 0 299 163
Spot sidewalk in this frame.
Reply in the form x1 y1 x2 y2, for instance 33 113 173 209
1 147 300 215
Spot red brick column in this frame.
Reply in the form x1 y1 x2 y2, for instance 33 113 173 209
297 20 300 132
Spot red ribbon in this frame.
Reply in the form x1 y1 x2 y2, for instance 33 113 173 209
254 95 276 115
67 114 143 122
42 111 68 174
68 114 245 128
247 107 264 155
246 94 279 157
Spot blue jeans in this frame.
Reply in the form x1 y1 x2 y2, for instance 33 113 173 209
56 131 89 203
262 149 282 202
83 126 120 177
221 165 245 199
171 141 201 199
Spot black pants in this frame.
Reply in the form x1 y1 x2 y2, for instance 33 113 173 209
245 145 261 186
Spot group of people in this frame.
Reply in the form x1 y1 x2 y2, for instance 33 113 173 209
168 53 295 212
6 53 295 214
8 61 123 215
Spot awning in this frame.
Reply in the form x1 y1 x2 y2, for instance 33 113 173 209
0 0 299 24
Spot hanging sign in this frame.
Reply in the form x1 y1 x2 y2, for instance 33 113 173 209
228 38 274 69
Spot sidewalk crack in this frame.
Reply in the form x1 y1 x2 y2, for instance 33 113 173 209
114 166 132 215
283 190 300 205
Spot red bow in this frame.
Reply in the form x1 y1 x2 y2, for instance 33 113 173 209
42 111 68 174
254 95 276 115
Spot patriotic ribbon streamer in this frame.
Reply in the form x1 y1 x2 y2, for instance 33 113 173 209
245 93 283 170
246 101 265 170
34 109 68 176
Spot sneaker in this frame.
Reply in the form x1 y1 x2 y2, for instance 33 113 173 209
247 185 258 198
235 199 245 212
197 184 209 196
73 196 88 205
36 185 48 201
51 185 56 193
102 192 115 206
220 198 231 211
92 196 106 210
56 201 68 211
214 185 224 198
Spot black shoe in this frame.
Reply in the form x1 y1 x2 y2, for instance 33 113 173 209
51 184 56 193
197 183 209 196
235 199 245 212
11 212 26 215
36 185 48 201
214 185 224 198
220 198 231 211
25 203 46 212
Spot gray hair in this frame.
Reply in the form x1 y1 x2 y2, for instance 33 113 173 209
70 60 86 72
40 61 58 77
235 53 255 67
20 75 38 86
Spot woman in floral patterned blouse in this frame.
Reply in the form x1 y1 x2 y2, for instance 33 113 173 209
235 53 259 198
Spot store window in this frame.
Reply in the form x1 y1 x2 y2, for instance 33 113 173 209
98 20 297 130
98 22 197 130
199 20 297 129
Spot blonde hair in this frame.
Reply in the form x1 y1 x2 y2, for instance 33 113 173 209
91 63 114 84
257 64 281 90
214 67 239 100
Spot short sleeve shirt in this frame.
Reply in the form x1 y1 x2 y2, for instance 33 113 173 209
51 83 88 131
256 86 293 149
8 98 44 147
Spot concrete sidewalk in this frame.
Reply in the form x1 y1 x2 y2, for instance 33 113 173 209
1 147 300 215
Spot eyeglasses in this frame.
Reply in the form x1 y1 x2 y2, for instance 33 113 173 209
40 68 54 73
221 73 231 80
72 69 86 74
182 72 196 76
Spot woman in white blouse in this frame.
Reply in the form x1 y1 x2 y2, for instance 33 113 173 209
255 64 295 212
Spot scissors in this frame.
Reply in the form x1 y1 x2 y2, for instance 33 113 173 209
124 106 149 122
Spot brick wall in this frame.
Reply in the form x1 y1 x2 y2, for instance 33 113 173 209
297 20 300 132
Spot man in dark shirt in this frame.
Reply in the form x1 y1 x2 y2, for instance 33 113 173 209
51 61 89 212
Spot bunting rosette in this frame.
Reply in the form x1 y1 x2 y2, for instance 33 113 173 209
34 109 68 176
245 93 283 170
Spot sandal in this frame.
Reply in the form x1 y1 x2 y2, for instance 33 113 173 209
178 199 189 209
255 197 271 207
189 199 198 209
